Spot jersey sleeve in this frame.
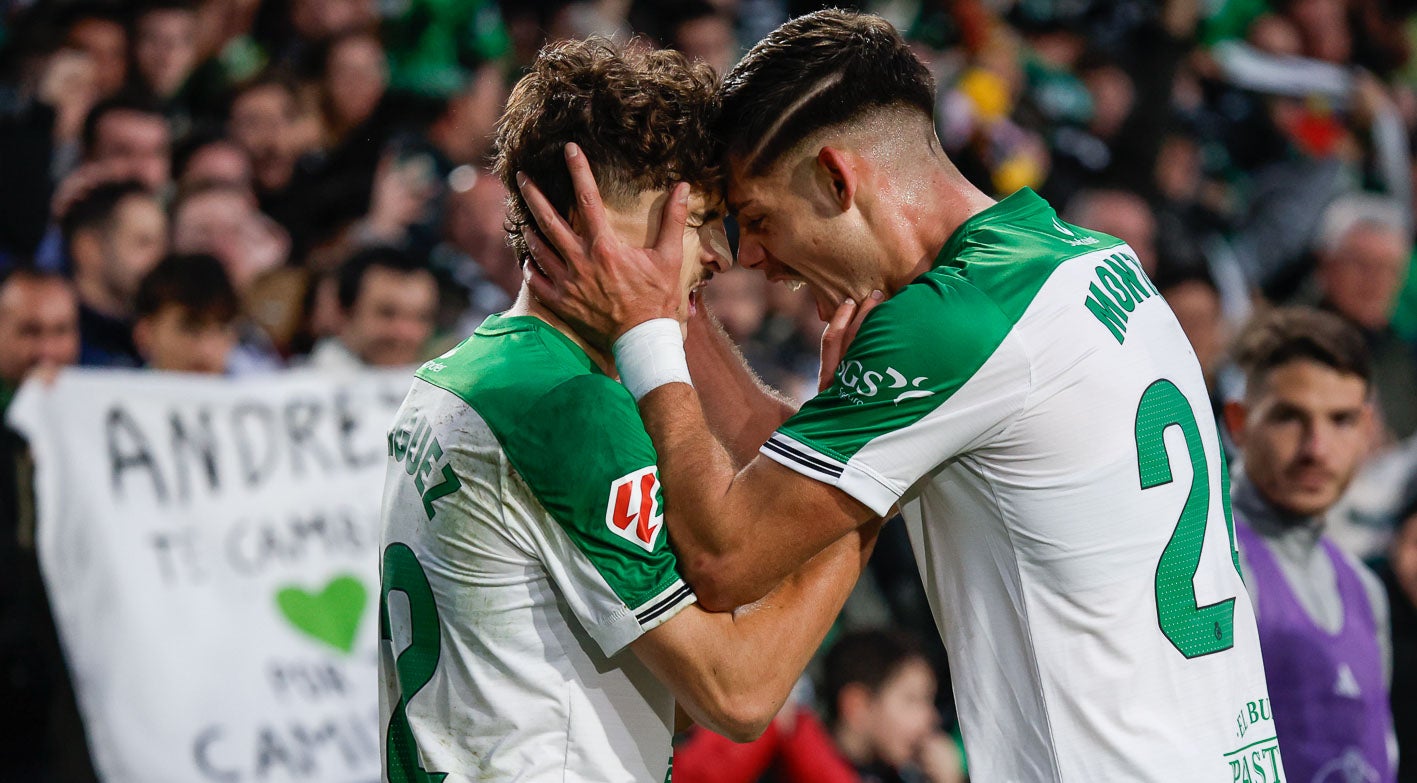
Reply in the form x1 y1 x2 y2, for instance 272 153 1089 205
508 373 696 654
764 275 1031 515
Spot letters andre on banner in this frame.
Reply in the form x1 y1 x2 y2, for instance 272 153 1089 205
7 368 408 783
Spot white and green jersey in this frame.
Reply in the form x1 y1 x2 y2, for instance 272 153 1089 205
378 314 695 783
762 190 1282 782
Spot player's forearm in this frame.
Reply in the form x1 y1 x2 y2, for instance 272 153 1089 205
685 308 796 467
694 528 872 738
640 383 752 576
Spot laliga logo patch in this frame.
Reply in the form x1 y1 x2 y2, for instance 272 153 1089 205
606 467 664 551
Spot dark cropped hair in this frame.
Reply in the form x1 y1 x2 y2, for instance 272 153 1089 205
336 245 431 311
821 629 928 726
1232 307 1372 392
135 254 239 324
492 37 722 270
716 9 936 176
60 179 152 244
81 93 167 158
226 69 301 121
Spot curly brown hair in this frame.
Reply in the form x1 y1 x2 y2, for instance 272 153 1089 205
492 38 722 270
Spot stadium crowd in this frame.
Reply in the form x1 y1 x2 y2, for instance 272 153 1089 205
3 0 1417 780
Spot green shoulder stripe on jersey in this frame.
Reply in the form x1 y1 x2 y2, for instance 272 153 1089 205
779 188 1124 464
416 314 686 611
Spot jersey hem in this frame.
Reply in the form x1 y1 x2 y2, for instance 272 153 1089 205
760 432 900 516
633 579 697 633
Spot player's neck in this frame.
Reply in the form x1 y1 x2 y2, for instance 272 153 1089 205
887 166 995 289
508 287 618 377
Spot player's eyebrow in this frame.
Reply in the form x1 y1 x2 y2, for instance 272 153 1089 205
727 198 757 216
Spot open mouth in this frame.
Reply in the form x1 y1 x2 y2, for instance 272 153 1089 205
688 275 712 315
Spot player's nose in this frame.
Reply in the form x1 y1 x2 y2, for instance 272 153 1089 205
737 236 765 270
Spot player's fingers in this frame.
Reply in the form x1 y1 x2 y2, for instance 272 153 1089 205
516 171 586 264
843 289 885 351
525 259 560 305
818 298 857 392
652 182 691 261
564 143 612 238
522 228 570 284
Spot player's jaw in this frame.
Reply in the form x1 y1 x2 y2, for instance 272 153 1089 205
755 252 862 322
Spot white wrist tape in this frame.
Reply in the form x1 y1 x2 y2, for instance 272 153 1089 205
613 318 692 401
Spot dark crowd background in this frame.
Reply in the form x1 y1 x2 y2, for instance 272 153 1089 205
3 0 1417 781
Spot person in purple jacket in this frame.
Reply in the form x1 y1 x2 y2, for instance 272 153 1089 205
1225 306 1397 783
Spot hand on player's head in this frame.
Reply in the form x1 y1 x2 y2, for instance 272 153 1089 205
519 143 690 349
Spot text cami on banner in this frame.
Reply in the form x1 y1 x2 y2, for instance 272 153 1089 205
8 367 412 783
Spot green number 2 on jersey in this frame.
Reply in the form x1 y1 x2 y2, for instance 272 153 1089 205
1135 379 1242 659
380 543 448 783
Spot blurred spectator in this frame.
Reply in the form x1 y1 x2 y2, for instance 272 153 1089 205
632 0 739 78
308 245 436 369
674 629 963 783
318 29 387 147
821 630 964 783
0 44 98 259
1063 188 1159 274
1226 307 1396 783
131 0 201 104
61 4 128 99
170 181 287 293
1158 265 1228 394
1314 195 1417 440
172 131 255 192
289 0 377 46
423 64 507 167
133 253 240 374
0 268 79 404
61 181 167 367
0 266 89 783
434 168 517 330
226 73 307 201
77 95 172 193
1385 499 1417 782
674 697 861 783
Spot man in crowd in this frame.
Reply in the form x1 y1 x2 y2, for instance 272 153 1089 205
132 254 240 374
379 38 876 781
309 245 437 369
522 10 1276 780
0 267 89 782
170 181 287 293
62 180 167 367
1314 195 1415 440
78 95 172 193
0 269 79 406
1226 306 1397 782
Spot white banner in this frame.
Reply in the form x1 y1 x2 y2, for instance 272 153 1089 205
8 368 411 783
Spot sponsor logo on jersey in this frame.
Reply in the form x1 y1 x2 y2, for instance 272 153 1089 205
837 360 934 405
606 466 664 551
1053 217 1099 246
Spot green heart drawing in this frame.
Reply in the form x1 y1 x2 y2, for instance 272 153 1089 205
275 575 367 654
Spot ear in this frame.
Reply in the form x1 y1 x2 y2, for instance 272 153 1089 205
837 682 873 726
69 231 101 269
1222 400 1247 448
816 146 857 213
132 318 153 362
